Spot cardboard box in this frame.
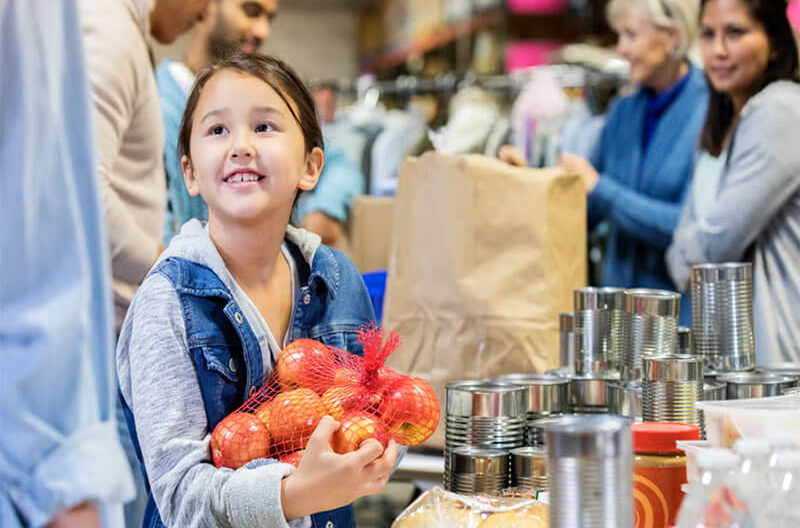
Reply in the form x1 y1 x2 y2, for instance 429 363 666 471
349 196 396 273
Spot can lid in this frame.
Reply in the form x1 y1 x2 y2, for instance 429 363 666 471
632 422 700 453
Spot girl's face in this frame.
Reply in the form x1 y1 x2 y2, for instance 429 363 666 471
700 0 771 105
182 69 322 225
615 9 680 89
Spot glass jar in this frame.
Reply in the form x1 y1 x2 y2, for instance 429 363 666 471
632 422 700 528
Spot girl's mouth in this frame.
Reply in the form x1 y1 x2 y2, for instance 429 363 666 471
224 171 265 184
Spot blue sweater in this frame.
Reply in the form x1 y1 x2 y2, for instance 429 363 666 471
155 60 208 247
589 64 708 324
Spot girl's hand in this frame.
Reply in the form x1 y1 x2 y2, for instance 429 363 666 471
280 416 398 520
558 153 599 192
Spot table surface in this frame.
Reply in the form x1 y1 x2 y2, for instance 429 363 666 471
393 451 444 485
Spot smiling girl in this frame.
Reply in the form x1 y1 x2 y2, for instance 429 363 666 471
667 0 800 364
116 54 396 528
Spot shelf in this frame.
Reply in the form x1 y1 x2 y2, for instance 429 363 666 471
360 9 503 72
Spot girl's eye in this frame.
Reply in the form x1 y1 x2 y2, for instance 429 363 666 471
209 125 227 135
255 123 274 133
700 28 714 40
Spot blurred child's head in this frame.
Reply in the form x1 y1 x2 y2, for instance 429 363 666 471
178 53 323 225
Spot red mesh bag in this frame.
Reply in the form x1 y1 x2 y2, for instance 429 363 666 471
210 326 440 469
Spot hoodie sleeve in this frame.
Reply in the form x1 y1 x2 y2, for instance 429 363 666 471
117 273 304 528
667 94 800 285
80 2 161 286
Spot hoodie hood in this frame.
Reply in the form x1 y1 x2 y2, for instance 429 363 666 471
157 219 322 293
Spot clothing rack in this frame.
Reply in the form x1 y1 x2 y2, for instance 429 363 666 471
315 64 626 102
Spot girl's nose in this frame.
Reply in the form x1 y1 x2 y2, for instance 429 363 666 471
230 137 255 160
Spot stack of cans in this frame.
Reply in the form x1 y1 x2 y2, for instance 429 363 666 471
642 354 704 437
703 380 727 401
494 373 569 447
444 381 527 490
755 363 800 377
677 327 694 355
510 446 548 491
449 446 510 495
545 415 633 528
607 380 643 420
718 372 798 399
622 289 680 381
569 375 616 414
559 312 575 375
573 287 625 376
691 263 755 372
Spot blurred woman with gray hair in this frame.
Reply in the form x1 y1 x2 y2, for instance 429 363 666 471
557 0 708 324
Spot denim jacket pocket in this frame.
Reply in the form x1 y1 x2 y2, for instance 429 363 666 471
190 345 244 425
198 345 241 382
309 323 364 355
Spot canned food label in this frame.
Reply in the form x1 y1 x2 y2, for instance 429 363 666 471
633 465 687 528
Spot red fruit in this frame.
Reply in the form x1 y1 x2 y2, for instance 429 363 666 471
377 366 401 386
331 411 387 454
268 388 325 451
276 339 336 390
210 413 271 469
320 385 383 418
278 449 305 467
379 376 440 446
254 401 271 426
321 386 359 419
333 367 362 387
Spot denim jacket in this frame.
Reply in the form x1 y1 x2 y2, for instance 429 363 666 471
117 222 375 528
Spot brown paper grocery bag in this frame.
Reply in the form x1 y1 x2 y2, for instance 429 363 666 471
382 152 586 448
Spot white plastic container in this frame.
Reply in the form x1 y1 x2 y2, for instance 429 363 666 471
695 394 800 447
676 439 712 483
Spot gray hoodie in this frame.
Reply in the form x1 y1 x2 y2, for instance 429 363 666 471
667 81 800 363
117 220 318 528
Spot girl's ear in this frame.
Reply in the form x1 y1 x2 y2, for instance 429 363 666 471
182 155 201 196
298 146 324 192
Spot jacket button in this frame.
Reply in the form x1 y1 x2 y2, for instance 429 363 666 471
248 386 257 398
302 293 311 305
228 358 238 373
234 312 243 324
325 522 333 528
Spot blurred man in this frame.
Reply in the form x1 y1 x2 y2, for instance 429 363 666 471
158 0 278 244
1 1 136 526
78 1 210 525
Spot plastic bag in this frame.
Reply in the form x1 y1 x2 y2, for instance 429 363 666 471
391 487 548 528
209 326 440 469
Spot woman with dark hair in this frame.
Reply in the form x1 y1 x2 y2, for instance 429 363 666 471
667 0 800 363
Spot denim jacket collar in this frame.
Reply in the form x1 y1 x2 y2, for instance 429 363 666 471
155 219 341 299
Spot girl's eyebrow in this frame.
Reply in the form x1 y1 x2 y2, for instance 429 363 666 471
251 106 283 117
200 108 229 123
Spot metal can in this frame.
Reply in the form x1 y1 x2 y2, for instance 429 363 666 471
545 415 633 528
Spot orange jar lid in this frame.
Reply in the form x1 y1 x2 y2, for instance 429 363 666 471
632 422 700 453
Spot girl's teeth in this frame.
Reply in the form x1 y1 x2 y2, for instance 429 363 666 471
228 173 260 183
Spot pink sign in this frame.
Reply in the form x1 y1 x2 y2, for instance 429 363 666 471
788 0 800 32
507 0 567 13
505 41 563 72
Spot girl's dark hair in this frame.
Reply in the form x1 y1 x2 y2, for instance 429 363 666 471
177 53 323 161
699 0 800 156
